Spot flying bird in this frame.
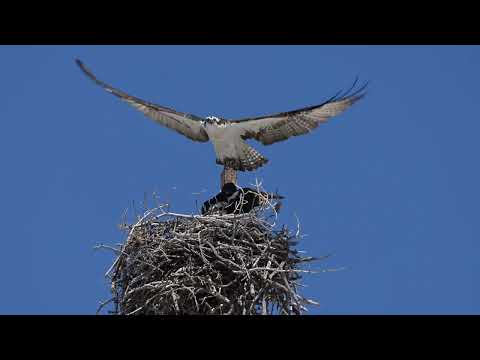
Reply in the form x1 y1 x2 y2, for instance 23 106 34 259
201 182 284 215
76 59 367 171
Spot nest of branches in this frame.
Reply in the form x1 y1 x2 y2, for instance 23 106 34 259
98 198 319 315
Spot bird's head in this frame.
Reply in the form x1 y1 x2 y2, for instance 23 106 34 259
205 116 222 124
221 182 238 196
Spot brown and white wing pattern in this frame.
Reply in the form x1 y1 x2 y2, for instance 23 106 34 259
231 79 368 145
75 59 209 142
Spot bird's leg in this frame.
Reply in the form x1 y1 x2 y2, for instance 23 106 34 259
221 166 237 190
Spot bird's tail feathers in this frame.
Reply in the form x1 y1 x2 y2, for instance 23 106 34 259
264 192 285 200
239 142 268 171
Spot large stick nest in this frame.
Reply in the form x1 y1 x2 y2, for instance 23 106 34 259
98 197 319 315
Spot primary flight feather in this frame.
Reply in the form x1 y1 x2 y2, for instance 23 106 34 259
76 59 367 171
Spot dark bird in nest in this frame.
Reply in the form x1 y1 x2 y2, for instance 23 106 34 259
76 59 367 171
201 183 284 215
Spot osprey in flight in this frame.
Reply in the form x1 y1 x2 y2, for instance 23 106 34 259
76 59 367 171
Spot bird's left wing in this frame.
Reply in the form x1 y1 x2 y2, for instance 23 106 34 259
75 59 209 142
230 79 368 145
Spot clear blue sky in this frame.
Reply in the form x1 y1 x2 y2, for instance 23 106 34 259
1 45 478 314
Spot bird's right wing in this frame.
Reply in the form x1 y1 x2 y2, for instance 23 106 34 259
230 78 367 145
76 59 209 142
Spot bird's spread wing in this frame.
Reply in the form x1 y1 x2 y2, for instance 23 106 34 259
230 78 368 145
75 59 209 142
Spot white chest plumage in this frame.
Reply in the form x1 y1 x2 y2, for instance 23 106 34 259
204 123 230 139
202 119 241 160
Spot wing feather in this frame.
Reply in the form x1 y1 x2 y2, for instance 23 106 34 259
76 59 209 142
231 79 367 145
